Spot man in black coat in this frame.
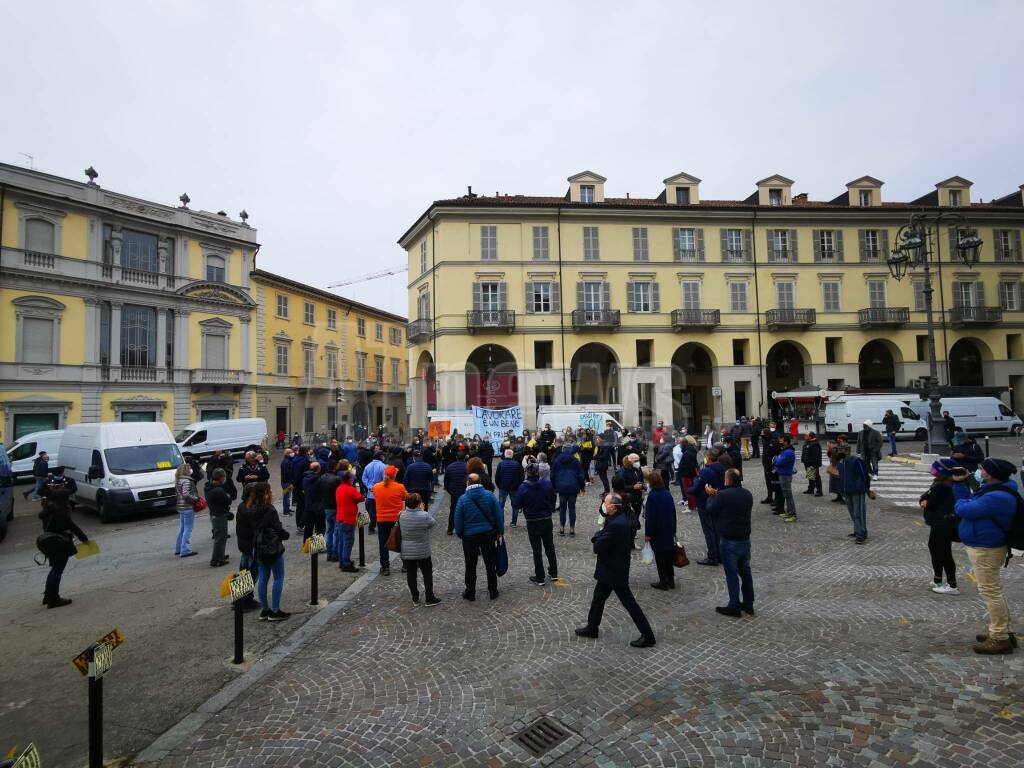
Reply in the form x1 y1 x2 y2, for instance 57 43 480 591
38 468 86 608
724 435 743 481
539 424 556 454
800 432 823 496
25 450 50 500
443 453 468 535
942 411 957 449
404 451 436 507
706 469 754 618
205 468 234 567
593 436 614 495
574 492 656 648
476 439 495 477
760 429 779 506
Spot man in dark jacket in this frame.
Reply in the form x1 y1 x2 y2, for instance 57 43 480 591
513 463 558 585
205 468 233 567
494 449 526 525
593 436 614 495
801 432 823 496
760 429 779 505
234 496 261 609
654 441 674 489
539 424 556 454
693 451 727 565
301 463 326 539
750 417 762 459
706 469 754 617
856 420 884 478
951 436 985 473
279 448 295 516
25 451 50 500
942 411 957 448
404 451 436 507
617 454 645 545
38 468 86 608
882 409 902 456
476 439 495 477
237 451 269 490
724 435 743 480
320 465 344 562
443 453 468 535
575 492 656 648
552 448 586 535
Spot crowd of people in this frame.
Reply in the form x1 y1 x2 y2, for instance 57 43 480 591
29 416 1022 655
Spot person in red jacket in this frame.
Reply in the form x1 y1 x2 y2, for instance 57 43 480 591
334 470 364 572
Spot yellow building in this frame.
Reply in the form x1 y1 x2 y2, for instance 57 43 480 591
0 163 406 443
400 170 1024 431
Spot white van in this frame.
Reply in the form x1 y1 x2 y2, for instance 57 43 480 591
5 430 63 480
60 422 183 522
427 410 476 438
938 397 1022 435
824 397 927 439
175 417 267 460
536 405 625 435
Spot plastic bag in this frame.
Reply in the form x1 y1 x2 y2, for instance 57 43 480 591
495 537 509 576
640 542 655 566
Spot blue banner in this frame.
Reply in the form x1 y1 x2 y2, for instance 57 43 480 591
472 406 523 452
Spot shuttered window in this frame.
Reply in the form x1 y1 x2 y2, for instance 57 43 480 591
867 279 887 309
632 227 649 261
813 230 843 262
1000 281 1020 311
913 281 927 311
682 281 701 309
25 219 56 253
532 226 550 260
625 282 659 313
206 255 226 282
583 226 600 260
419 240 428 273
859 229 888 261
673 228 703 262
22 317 55 363
776 282 795 309
729 282 748 312
204 334 227 369
327 350 339 379
581 282 604 311
721 229 749 262
275 345 289 375
821 282 841 312
480 226 497 260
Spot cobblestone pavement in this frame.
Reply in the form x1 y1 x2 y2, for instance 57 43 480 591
141 469 1024 767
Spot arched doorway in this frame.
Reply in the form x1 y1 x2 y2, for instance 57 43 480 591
465 344 518 407
570 343 619 404
766 341 808 420
671 343 716 433
416 350 437 410
949 339 985 387
858 340 898 388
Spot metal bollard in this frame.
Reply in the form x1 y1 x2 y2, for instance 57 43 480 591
358 526 365 567
985 434 990 457
310 551 319 606
89 675 103 768
232 600 244 664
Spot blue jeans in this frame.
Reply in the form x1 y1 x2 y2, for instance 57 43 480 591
175 508 195 555
719 537 754 610
846 492 868 539
558 493 577 529
281 485 292 514
30 477 47 500
497 489 511 522
888 432 897 455
258 556 285 611
697 506 719 563
325 510 337 556
338 522 355 567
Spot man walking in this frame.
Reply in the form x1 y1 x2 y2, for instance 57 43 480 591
773 435 798 522
574 492 656 648
692 448 727 564
24 450 50 501
942 411 957 449
552 443 586 536
856 419 884 479
513 462 558 585
706 468 754 617
882 409 902 456
494 448 525 526
801 432 823 496
593 436 614 495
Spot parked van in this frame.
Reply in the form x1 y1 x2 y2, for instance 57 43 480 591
60 422 183 522
824 397 927 439
5 430 63 480
937 396 1022 435
427 410 476 438
536 405 625 435
175 418 267 460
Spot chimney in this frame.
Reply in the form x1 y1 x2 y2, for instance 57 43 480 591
793 192 809 205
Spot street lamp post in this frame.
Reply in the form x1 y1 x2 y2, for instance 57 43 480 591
886 211 982 454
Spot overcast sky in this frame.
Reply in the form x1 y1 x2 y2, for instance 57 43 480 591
3 1 1021 315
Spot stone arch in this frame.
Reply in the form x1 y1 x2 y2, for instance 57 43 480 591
570 342 619 405
671 342 717 431
416 350 436 410
949 338 991 387
465 344 518 407
858 339 903 388
766 341 810 419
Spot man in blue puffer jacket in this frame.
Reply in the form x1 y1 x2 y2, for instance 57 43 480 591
403 451 436 508
773 435 798 523
956 457 1019 655
454 473 504 601
513 462 558 585
693 449 727 565
551 446 585 536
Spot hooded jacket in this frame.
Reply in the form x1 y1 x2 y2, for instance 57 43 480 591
773 446 796 476
956 479 1019 548
551 452 586 495
512 476 556 521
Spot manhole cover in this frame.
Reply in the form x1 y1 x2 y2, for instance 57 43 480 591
514 716 571 757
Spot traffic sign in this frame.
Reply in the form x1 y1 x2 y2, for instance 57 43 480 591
304 534 327 556
72 629 124 677
228 569 255 602
12 743 41 768
89 642 113 679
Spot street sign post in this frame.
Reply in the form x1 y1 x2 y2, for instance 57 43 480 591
227 570 255 664
71 629 124 768
358 526 365 567
305 534 326 606
11 743 41 768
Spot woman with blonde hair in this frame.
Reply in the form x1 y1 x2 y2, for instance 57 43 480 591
175 462 199 558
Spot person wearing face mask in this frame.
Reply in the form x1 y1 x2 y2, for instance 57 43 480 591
919 459 971 596
955 458 1020 654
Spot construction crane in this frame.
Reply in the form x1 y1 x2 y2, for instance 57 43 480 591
327 264 407 289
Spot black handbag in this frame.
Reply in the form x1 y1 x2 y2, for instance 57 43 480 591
36 532 76 561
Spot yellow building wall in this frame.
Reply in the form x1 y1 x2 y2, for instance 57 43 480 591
0 288 87 365
0 391 83 444
61 212 90 260
0 198 16 248
99 391 176 427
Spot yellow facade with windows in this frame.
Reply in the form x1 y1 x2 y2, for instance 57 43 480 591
401 170 1024 431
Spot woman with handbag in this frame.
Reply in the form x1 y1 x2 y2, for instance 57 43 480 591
175 463 201 558
38 467 87 608
372 465 407 576
400 492 441 606
248 482 291 621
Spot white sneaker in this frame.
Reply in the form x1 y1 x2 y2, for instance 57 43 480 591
932 583 960 595
929 580 942 589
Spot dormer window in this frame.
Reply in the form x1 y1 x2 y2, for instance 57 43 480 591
580 185 595 203
949 189 961 207
769 189 782 207
859 190 872 207
675 187 691 205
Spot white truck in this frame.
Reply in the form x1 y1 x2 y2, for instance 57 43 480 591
426 410 476 438
824 396 927 439
536 405 625 434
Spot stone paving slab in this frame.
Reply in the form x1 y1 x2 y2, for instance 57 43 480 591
135 478 1024 767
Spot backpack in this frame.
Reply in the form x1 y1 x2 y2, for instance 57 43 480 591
986 487 1024 562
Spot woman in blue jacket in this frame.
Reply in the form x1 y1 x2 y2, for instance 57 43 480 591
643 473 677 590
955 458 1019 655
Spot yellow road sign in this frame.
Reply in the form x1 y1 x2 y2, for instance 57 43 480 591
12 743 42 768
228 569 255 602
72 628 124 676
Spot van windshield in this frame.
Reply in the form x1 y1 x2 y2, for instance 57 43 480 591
104 445 183 475
901 407 920 419
174 429 195 444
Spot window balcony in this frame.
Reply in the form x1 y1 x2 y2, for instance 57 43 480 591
860 248 884 263
4 246 188 290
814 249 843 263
467 309 515 333
949 306 1002 327
722 249 750 263
765 308 816 329
768 249 796 264
407 318 432 344
858 307 909 328
674 249 703 263
571 309 621 330
671 308 720 329
190 368 247 385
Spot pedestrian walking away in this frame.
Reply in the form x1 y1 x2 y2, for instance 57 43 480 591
494 449 525 526
643 473 677 590
692 449 727 564
372 465 407 575
552 445 585 536
404 451 436 509
773 435 798 522
513 462 558 585
454 472 503 600
25 451 50 501
37 466 86 608
836 446 870 543
399 492 441 606
575 492 656 648
361 452 387 533
706 468 754 617
882 409 902 456
443 452 468 535
279 448 295 516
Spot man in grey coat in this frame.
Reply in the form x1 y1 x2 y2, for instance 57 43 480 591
856 419 884 479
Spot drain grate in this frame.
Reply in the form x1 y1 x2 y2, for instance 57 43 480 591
513 716 571 757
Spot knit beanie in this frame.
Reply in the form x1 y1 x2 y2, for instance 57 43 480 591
981 458 1016 482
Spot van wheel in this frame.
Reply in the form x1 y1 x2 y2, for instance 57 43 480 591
914 428 928 440
96 492 115 524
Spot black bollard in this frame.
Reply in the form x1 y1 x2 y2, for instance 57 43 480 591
88 674 103 768
232 600 244 664
358 526 365 567
310 551 319 606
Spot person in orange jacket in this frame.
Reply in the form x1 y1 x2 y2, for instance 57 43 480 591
372 465 406 575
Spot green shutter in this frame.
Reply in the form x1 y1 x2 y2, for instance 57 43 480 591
743 229 752 260
880 229 890 257
1014 230 1022 261
602 282 610 310
696 228 705 261
994 230 1005 260
671 229 680 261
858 229 867 260
652 282 660 312
498 282 508 310
948 228 958 262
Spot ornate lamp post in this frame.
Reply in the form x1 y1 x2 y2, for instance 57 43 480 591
886 212 982 453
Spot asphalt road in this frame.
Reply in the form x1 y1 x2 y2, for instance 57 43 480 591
0 459 362 768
